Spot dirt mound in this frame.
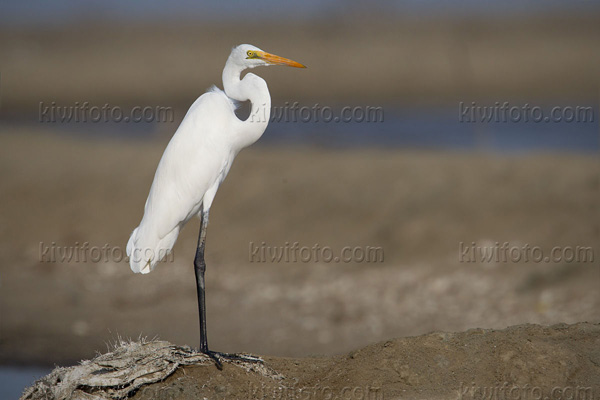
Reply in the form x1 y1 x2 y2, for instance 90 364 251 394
21 322 600 400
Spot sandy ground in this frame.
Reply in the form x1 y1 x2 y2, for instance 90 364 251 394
21 323 600 400
141 323 600 400
0 129 598 370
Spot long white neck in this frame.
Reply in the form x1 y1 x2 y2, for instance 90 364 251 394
222 59 271 151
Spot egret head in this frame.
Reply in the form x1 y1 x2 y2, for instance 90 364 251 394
230 44 306 69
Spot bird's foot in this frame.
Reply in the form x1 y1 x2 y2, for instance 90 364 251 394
202 350 263 370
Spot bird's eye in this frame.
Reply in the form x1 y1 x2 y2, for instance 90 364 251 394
246 51 253 57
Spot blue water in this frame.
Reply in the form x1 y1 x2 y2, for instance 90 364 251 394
3 106 598 154
261 107 599 153
0 366 52 400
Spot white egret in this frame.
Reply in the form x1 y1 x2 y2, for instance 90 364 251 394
126 44 306 368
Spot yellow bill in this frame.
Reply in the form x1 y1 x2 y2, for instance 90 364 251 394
258 51 306 68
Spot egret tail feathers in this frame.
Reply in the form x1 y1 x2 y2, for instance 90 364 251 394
127 226 179 274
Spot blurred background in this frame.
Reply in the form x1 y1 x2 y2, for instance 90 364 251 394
0 1 599 397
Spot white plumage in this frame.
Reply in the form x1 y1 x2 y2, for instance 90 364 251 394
126 44 305 274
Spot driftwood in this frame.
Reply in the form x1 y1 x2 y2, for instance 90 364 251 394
20 339 275 400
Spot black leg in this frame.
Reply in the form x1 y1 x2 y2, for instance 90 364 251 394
194 208 263 370
194 209 220 366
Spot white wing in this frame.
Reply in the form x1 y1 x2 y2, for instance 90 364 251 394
127 89 238 273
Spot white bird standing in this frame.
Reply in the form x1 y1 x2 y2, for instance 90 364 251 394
126 44 305 368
